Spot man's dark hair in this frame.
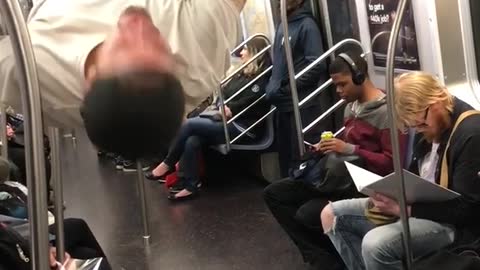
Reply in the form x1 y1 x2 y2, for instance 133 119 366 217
328 52 369 78
81 70 185 159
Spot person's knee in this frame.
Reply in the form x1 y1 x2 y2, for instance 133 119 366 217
263 180 289 205
361 228 400 265
185 136 202 149
263 183 277 205
320 204 335 233
295 200 327 229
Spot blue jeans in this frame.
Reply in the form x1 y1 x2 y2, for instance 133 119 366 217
326 198 455 270
164 117 239 191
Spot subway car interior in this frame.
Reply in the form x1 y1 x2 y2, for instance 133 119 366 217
1 0 480 269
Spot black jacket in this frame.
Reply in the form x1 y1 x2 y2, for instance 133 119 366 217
409 98 480 239
223 69 270 132
265 3 327 112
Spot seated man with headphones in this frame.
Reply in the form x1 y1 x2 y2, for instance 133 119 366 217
263 51 406 270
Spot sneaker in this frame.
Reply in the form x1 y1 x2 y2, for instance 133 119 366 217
122 160 150 172
114 156 124 170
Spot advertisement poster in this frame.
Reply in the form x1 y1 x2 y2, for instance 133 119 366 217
366 0 421 70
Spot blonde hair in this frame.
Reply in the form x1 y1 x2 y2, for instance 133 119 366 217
243 45 261 76
394 71 454 130
242 37 270 76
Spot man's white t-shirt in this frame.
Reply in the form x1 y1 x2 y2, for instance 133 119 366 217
0 0 240 127
419 143 440 183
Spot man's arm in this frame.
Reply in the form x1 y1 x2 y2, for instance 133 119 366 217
344 129 407 176
411 134 480 226
229 0 247 13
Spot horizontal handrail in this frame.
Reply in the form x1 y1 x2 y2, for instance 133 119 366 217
230 33 271 55
231 107 276 144
223 38 366 152
228 94 266 124
303 100 346 134
298 39 365 136
218 34 273 152
334 126 346 137
225 66 273 104
298 78 333 108
221 45 272 86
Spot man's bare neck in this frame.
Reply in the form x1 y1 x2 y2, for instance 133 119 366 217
229 0 247 13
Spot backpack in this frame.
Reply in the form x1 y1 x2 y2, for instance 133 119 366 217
0 184 28 219
0 224 30 270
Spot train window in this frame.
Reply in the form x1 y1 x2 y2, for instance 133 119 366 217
470 0 480 79
241 0 274 39
326 0 360 45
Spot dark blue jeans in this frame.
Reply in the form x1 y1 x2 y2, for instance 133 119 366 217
164 117 239 191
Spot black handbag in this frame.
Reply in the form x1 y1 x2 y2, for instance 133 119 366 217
198 110 223 122
292 153 364 194
187 95 214 118
0 225 30 270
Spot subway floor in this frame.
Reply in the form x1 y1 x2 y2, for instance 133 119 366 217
60 130 306 270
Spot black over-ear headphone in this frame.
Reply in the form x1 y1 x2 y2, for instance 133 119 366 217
338 53 366 86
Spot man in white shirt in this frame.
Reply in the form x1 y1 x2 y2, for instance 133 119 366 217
0 0 245 157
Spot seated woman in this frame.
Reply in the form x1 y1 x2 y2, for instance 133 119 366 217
145 37 272 201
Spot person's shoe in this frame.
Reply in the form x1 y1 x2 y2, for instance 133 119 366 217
122 160 150 172
105 152 117 159
114 156 124 170
168 189 198 201
169 181 202 193
145 169 174 182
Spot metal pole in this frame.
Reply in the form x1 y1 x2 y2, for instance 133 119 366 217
280 0 305 157
0 1 50 270
0 105 8 159
48 127 65 264
216 88 232 152
385 0 413 268
136 161 150 245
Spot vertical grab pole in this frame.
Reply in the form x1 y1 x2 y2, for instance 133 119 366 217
136 161 150 245
280 0 305 157
385 0 413 268
48 127 65 264
0 105 8 159
217 88 232 152
0 1 50 270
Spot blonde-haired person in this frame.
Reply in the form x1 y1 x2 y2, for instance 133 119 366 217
320 71 480 270
145 37 272 201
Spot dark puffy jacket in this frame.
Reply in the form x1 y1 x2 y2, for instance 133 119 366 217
265 3 327 112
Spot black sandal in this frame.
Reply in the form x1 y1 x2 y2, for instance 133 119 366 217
145 168 175 182
169 181 202 194
168 188 199 201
